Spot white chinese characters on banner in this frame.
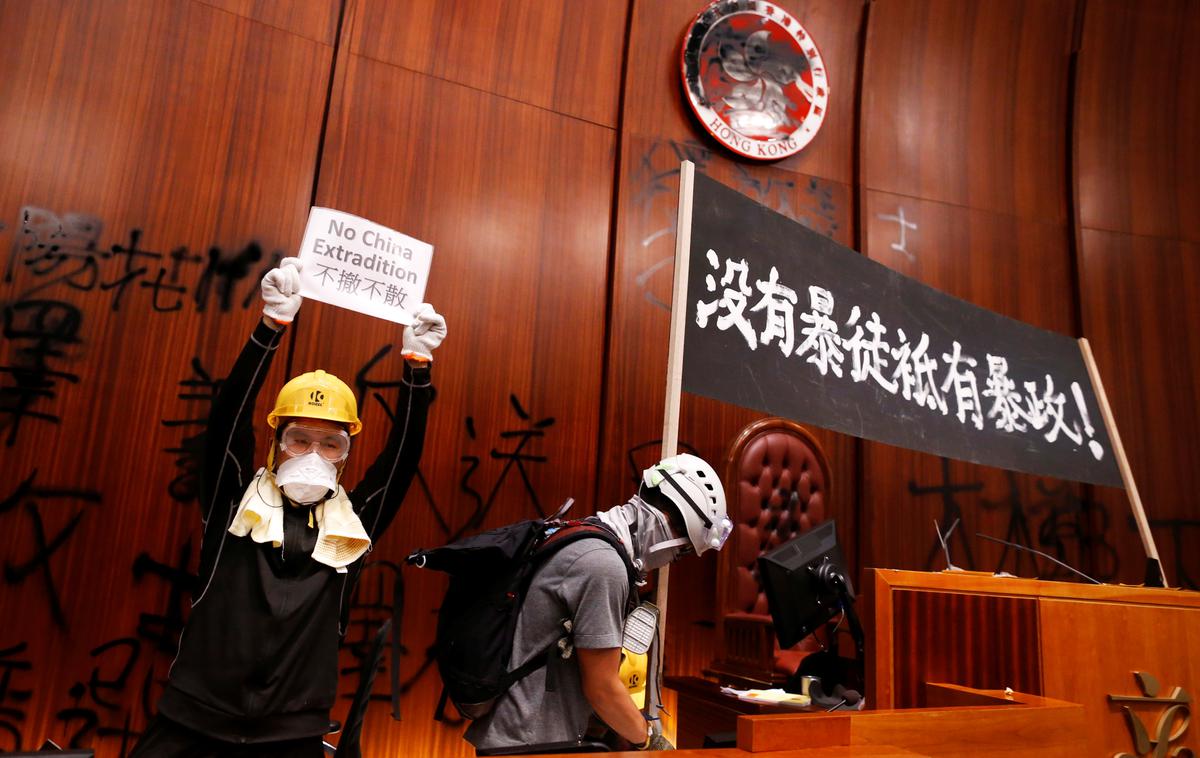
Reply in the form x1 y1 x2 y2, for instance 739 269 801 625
693 248 1106 461
296 207 433 325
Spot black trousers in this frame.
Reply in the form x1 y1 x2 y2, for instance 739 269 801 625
129 715 326 758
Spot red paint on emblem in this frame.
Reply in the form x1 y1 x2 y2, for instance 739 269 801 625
681 1 830 161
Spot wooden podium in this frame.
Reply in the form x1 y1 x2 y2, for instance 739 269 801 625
659 570 1197 756
864 569 1200 755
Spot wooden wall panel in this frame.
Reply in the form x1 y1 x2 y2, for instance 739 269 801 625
600 0 866 708
1 0 1198 755
857 1 1099 584
1076 0 1200 243
862 0 1077 223
858 196 1099 578
891 590 1041 709
299 42 617 755
197 0 339 44
347 0 628 127
1075 0 1200 589
1077 231 1200 590
862 191 1074 328
0 0 332 753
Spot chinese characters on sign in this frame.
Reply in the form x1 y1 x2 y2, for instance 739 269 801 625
695 253 1106 459
681 170 1122 488
297 208 432 326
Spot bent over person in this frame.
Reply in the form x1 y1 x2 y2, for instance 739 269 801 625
465 453 732 754
131 258 446 757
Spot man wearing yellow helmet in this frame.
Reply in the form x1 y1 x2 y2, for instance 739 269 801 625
132 258 446 757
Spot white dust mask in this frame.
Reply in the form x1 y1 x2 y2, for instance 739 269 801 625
275 451 338 505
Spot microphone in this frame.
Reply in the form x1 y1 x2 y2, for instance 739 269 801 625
826 684 861 711
935 518 963 572
808 681 862 710
975 532 1100 585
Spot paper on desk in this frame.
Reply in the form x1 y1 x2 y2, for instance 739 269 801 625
719 686 811 707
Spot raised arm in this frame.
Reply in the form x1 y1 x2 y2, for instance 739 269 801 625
197 260 302 574
350 303 446 540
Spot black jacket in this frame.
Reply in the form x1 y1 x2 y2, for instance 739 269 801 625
157 319 433 743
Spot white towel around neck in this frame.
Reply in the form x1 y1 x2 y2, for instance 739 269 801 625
228 468 372 572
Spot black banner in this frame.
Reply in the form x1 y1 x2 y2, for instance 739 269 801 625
681 171 1123 488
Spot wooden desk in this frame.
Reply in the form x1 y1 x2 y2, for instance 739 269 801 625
864 569 1200 755
736 685 1087 757
664 678 1086 756
666 675 820 748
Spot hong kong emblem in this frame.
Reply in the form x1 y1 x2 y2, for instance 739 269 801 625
681 0 829 160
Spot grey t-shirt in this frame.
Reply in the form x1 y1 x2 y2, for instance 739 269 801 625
464 539 631 750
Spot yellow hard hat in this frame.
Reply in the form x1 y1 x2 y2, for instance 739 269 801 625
267 370 362 436
619 650 648 709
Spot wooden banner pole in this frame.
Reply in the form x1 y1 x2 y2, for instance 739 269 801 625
648 160 695 719
1077 338 1168 587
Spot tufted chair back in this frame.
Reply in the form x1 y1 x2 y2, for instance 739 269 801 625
708 417 830 686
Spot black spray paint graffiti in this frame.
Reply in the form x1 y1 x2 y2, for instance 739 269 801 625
3 208 103 285
0 470 101 630
5 207 282 316
161 358 224 506
1030 480 1118 583
26 536 193 752
631 139 841 312
55 637 150 756
131 539 199 656
909 459 1121 580
979 471 1040 576
0 299 81 447
909 457 983 571
358 345 558 541
0 207 280 447
451 395 556 541
0 642 33 751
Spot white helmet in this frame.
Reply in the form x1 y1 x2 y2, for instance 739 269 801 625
642 453 731 555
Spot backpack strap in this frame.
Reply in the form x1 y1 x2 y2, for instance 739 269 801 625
537 519 640 601
497 522 641 694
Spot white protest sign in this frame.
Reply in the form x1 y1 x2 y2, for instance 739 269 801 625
296 207 432 325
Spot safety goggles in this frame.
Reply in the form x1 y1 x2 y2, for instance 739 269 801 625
279 423 351 462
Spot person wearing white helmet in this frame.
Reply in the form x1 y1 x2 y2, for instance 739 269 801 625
466 453 731 754
131 259 446 757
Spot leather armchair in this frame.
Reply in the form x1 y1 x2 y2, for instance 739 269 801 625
706 418 831 688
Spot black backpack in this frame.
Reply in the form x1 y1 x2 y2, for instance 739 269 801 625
407 515 638 720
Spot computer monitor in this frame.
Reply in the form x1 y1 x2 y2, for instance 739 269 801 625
757 519 855 650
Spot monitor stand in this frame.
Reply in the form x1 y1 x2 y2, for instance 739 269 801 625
785 570 866 706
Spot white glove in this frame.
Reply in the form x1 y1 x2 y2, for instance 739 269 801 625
261 257 303 324
401 303 447 362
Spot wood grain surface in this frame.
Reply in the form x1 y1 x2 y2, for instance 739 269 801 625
867 569 1200 756
1075 0 1200 243
347 0 628 127
1 0 1198 755
861 0 1077 223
